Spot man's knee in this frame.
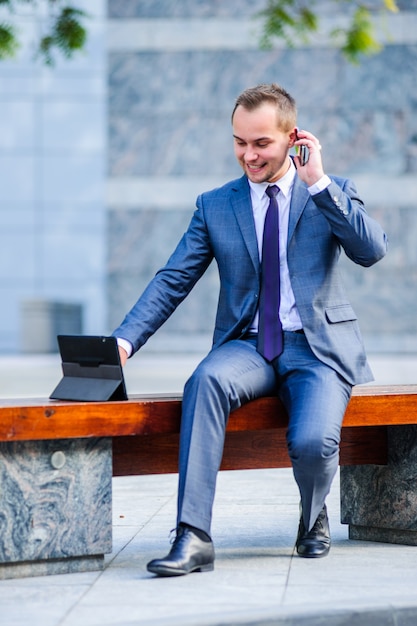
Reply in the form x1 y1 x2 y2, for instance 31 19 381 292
287 434 339 464
184 359 225 397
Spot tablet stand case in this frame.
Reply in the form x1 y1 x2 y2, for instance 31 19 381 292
50 335 128 402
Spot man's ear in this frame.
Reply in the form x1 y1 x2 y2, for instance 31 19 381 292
288 127 298 148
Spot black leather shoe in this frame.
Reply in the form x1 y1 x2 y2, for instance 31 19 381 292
147 526 215 577
296 505 331 558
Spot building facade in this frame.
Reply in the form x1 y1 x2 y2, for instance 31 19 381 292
107 0 417 354
0 0 416 356
0 0 107 353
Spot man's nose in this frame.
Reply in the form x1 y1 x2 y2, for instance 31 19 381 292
244 146 258 162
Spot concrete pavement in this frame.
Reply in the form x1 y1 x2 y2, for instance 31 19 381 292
2 467 417 626
0 351 417 625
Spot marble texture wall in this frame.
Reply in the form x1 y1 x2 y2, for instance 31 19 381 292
107 1 417 354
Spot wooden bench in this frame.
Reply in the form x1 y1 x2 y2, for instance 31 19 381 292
1 383 417 579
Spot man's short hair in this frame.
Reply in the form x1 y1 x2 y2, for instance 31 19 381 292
232 83 297 131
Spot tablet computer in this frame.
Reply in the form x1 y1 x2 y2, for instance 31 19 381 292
50 335 128 401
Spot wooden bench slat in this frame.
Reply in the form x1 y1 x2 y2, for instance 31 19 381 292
112 425 388 476
0 385 416 443
0 396 182 442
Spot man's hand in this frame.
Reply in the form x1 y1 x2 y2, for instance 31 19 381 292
118 346 128 367
293 129 325 187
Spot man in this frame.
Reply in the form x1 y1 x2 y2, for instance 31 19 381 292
113 83 387 575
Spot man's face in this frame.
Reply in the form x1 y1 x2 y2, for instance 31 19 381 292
232 103 295 183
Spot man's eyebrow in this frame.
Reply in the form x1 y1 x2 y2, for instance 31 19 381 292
233 135 272 142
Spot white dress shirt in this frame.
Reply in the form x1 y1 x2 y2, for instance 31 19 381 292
248 160 303 333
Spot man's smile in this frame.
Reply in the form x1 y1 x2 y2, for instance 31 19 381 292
246 163 266 171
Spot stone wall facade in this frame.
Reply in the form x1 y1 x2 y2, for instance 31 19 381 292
107 0 417 354
0 1 415 356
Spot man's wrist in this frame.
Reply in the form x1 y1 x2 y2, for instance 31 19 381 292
308 174 331 196
116 337 133 358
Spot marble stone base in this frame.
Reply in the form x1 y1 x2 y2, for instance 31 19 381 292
0 438 112 579
341 425 417 545
0 554 104 581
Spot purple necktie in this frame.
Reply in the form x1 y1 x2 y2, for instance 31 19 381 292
257 185 283 361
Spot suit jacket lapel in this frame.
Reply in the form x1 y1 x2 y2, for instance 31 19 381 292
231 176 259 272
288 176 310 242
230 174 310 267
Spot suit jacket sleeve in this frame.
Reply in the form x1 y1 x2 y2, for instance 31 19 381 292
287 175 388 385
312 178 387 267
112 197 214 355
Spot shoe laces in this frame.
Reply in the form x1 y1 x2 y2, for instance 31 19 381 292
300 505 327 537
308 509 329 540
169 526 185 544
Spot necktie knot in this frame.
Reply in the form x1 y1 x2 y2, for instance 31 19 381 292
265 185 279 199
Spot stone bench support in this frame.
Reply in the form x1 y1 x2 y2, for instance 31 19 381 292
341 425 417 545
0 437 112 580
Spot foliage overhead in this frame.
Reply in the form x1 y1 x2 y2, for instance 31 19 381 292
257 0 399 64
0 0 88 65
0 0 402 66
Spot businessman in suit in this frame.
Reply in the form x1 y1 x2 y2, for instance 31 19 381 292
113 83 388 575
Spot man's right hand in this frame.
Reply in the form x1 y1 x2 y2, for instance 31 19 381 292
293 129 325 187
118 346 128 367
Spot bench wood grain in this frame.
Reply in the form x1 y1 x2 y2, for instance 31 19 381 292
2 384 416 475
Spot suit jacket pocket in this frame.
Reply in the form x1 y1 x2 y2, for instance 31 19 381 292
325 304 358 323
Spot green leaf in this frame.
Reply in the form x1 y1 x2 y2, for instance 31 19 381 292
54 8 87 56
341 6 381 64
0 22 19 59
257 0 319 49
256 0 396 64
38 35 54 66
384 0 398 12
36 6 89 66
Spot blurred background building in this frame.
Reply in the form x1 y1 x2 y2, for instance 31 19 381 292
0 0 106 353
0 0 416 356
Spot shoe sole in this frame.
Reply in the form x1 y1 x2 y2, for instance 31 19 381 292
147 562 214 577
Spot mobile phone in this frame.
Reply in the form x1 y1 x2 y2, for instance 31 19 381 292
295 129 309 166
299 144 309 166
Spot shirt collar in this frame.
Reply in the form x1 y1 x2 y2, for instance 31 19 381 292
248 158 296 201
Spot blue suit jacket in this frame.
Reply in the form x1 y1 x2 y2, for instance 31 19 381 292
113 174 387 385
